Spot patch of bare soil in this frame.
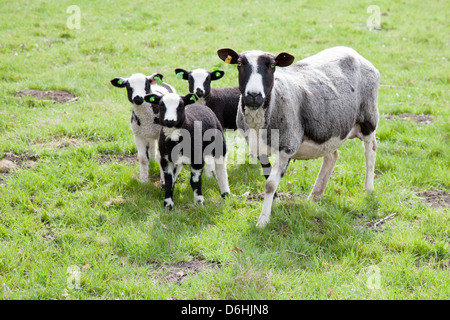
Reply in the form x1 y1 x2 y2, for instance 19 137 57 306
245 192 307 202
0 151 38 184
150 260 220 283
33 137 80 150
96 154 137 165
419 190 450 209
385 113 434 124
14 89 77 104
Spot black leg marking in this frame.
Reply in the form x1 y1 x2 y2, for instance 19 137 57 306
258 155 278 198
145 144 150 160
190 166 203 203
163 169 174 209
258 154 272 180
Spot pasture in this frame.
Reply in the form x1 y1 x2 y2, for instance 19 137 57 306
0 0 449 299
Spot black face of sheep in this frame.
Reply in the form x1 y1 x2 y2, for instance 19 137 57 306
110 73 163 106
217 49 295 109
144 93 197 128
174 68 225 98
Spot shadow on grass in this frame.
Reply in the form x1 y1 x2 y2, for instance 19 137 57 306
231 191 383 270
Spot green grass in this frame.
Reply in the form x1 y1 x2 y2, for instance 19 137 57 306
0 0 449 299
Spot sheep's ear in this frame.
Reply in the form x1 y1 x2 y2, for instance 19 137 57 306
275 52 295 67
175 68 189 80
210 70 225 81
145 94 161 113
148 73 163 85
217 48 239 64
183 93 198 106
110 78 128 88
144 94 161 105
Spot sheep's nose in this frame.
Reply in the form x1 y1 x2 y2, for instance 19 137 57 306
164 120 177 128
195 89 204 98
133 96 144 105
243 92 264 109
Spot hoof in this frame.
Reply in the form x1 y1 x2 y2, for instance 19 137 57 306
256 215 270 228
221 192 229 199
164 198 174 210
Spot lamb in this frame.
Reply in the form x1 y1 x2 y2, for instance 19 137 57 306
174 68 241 130
143 92 230 209
110 73 175 184
217 46 380 227
174 67 279 180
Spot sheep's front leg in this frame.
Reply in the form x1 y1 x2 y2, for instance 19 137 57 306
190 165 204 205
157 153 165 187
363 132 377 191
161 158 177 209
308 150 339 200
134 135 149 183
258 154 278 198
257 151 291 228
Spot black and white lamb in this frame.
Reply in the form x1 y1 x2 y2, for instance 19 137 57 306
143 92 230 209
174 68 252 178
110 73 175 184
174 68 241 130
218 46 380 227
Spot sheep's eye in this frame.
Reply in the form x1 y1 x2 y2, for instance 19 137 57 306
271 63 276 68
237 60 242 67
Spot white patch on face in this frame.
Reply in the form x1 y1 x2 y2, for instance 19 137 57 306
244 52 266 99
162 93 180 122
128 73 147 100
191 69 209 94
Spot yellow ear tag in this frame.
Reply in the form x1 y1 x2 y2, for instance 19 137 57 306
225 55 232 64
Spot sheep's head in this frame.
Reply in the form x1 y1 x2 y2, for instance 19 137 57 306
217 48 294 110
110 73 163 106
144 93 197 128
175 68 225 98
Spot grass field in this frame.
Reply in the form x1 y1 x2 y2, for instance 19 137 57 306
0 0 449 300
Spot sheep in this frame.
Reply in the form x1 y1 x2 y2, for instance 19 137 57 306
143 92 230 209
217 46 380 227
174 67 279 181
174 68 241 130
110 73 175 184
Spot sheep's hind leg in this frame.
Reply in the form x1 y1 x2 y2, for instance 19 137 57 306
363 132 377 191
308 150 338 201
214 155 230 198
204 155 215 178
257 151 291 228
148 138 158 161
